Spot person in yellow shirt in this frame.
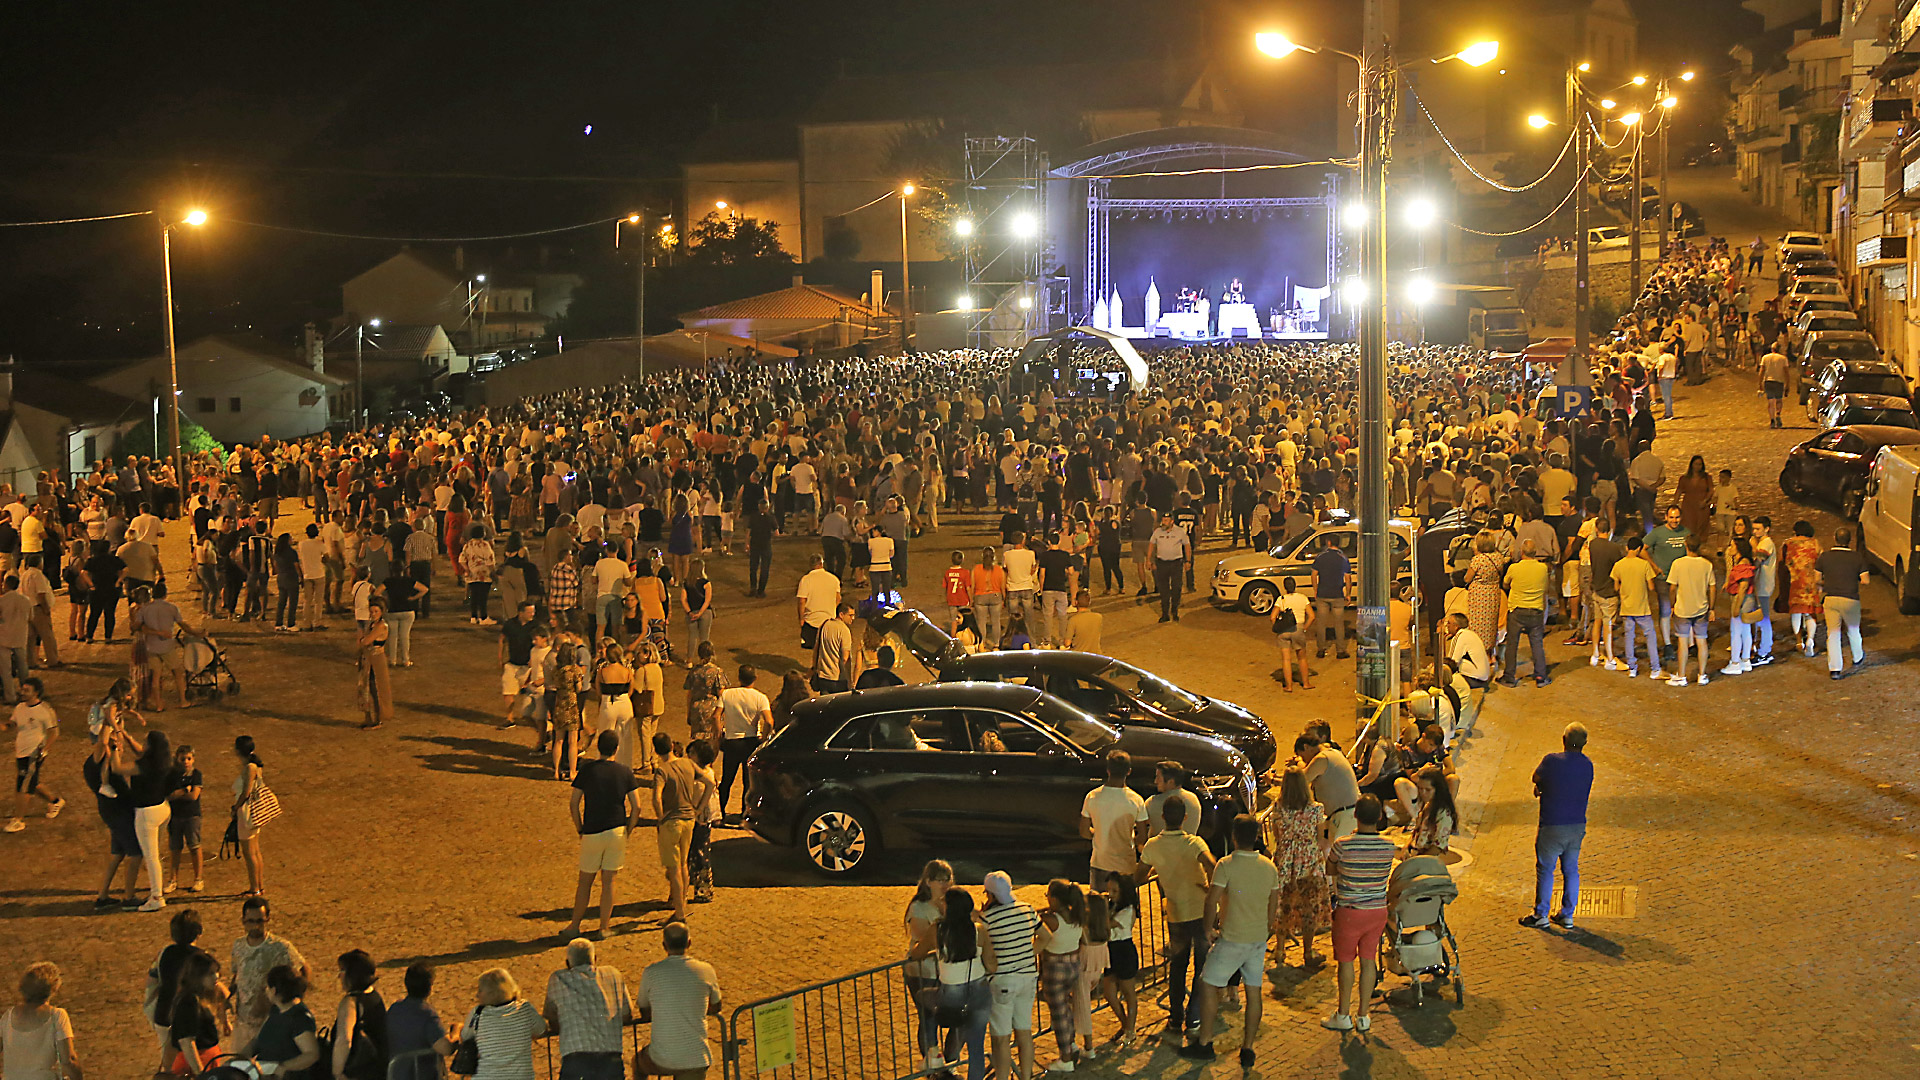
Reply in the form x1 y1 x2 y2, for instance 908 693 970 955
1499 540 1552 687
1610 536 1663 679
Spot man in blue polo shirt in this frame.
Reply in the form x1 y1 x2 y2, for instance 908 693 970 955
1310 534 1352 660
1519 722 1594 930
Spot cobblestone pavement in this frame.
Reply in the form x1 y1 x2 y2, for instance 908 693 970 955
5 171 1917 1079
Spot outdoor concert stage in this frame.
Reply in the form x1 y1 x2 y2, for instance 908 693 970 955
1047 126 1345 342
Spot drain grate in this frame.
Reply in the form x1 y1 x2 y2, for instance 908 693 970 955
1573 885 1638 918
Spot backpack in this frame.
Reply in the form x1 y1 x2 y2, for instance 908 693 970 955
1271 600 1298 635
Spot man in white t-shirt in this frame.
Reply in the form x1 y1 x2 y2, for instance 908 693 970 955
789 458 819 529
592 553 630 640
1002 538 1039 632
794 556 840 650
6 677 63 832
1444 614 1492 687
715 666 773 823
1666 535 1718 686
1080 750 1148 886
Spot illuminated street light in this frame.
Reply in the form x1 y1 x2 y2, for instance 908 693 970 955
161 207 210 489
627 213 641 224
1631 74 1648 86
1619 111 1642 127
1406 277 1436 305
1453 41 1500 67
1404 197 1438 229
1577 62 1591 73
183 209 208 227
714 200 728 210
1599 98 1617 110
1011 211 1039 238
1527 113 1552 129
954 217 974 238
1662 95 1679 109
1680 70 1696 82
901 182 916 196
1253 32 1309 59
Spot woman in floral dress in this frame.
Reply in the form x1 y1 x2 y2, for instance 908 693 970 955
1463 532 1505 652
1780 519 1825 656
1264 763 1330 969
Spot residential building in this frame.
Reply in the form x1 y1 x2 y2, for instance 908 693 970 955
318 323 459 424
1730 0 1846 226
0 360 141 493
89 334 344 443
341 248 582 351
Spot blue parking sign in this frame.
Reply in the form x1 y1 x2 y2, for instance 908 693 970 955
1554 385 1592 419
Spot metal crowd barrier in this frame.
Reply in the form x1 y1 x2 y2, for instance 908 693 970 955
719 876 1171 1080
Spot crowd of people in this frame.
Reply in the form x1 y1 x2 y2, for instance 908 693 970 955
1 220 1887 1076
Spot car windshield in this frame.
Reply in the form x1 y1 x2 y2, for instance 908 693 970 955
1842 374 1909 397
1100 661 1205 714
1842 408 1919 428
1028 696 1119 753
1486 312 1523 329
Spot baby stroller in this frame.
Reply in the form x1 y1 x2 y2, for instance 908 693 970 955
181 632 242 703
1381 853 1463 1005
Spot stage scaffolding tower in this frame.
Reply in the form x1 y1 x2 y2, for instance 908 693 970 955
961 136 1048 350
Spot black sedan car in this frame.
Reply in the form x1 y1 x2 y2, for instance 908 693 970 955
746 682 1258 876
1780 424 1920 518
870 608 1276 773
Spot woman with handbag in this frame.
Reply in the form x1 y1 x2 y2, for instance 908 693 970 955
455 968 545 1080
933 888 993 1080
327 950 388 1080
230 736 277 897
902 860 951 1074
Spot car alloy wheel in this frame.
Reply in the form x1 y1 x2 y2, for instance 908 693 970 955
1242 582 1278 616
804 805 871 875
1778 465 1801 499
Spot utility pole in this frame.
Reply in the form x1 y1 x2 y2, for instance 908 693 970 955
1354 0 1392 718
1631 115 1644 299
1657 84 1670 257
636 222 647 379
355 323 365 432
900 186 915 354
1571 68 1591 366
160 221 183 488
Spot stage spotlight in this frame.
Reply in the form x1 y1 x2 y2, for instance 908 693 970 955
1341 201 1368 230
1017 295 1034 310
1341 277 1370 305
954 217 974 237
957 293 973 310
1404 197 1438 229
1406 278 1436 305
1012 211 1039 238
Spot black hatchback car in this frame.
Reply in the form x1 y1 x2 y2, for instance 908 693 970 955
745 682 1258 876
1781 424 1920 517
870 608 1277 774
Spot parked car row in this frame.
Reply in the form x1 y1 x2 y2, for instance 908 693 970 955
745 609 1277 875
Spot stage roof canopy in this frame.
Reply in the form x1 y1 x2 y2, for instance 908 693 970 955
1053 125 1341 179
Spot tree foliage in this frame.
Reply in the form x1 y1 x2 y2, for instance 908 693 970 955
685 212 791 266
113 411 224 460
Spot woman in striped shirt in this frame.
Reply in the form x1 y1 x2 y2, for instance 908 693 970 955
464 968 546 1080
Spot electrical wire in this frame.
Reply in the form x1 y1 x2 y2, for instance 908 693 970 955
225 215 626 243
0 210 152 228
1446 171 1585 237
1406 85 1575 193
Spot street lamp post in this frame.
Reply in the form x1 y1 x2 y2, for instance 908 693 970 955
1256 17 1497 717
160 209 207 491
900 183 915 354
1569 70 1592 368
355 318 380 431
617 212 648 378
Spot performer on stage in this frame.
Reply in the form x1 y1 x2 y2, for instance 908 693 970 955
1224 277 1245 303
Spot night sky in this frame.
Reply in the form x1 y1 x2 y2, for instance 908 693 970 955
0 0 1753 362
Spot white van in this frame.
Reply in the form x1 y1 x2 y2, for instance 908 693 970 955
1859 443 1920 613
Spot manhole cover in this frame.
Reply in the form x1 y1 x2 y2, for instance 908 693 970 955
1573 885 1637 918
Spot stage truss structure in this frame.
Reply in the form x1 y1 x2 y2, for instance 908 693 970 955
961 136 1049 351
1083 187 1341 333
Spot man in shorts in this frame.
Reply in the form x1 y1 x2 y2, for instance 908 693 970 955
136 583 197 711
981 871 1039 1080
1759 346 1790 428
653 733 712 922
6 676 63 833
1322 795 1396 1033
1180 814 1280 1066
565 730 641 940
1666 535 1717 687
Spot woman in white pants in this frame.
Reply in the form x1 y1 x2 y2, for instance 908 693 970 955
115 728 174 911
1721 540 1757 676
595 642 636 770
